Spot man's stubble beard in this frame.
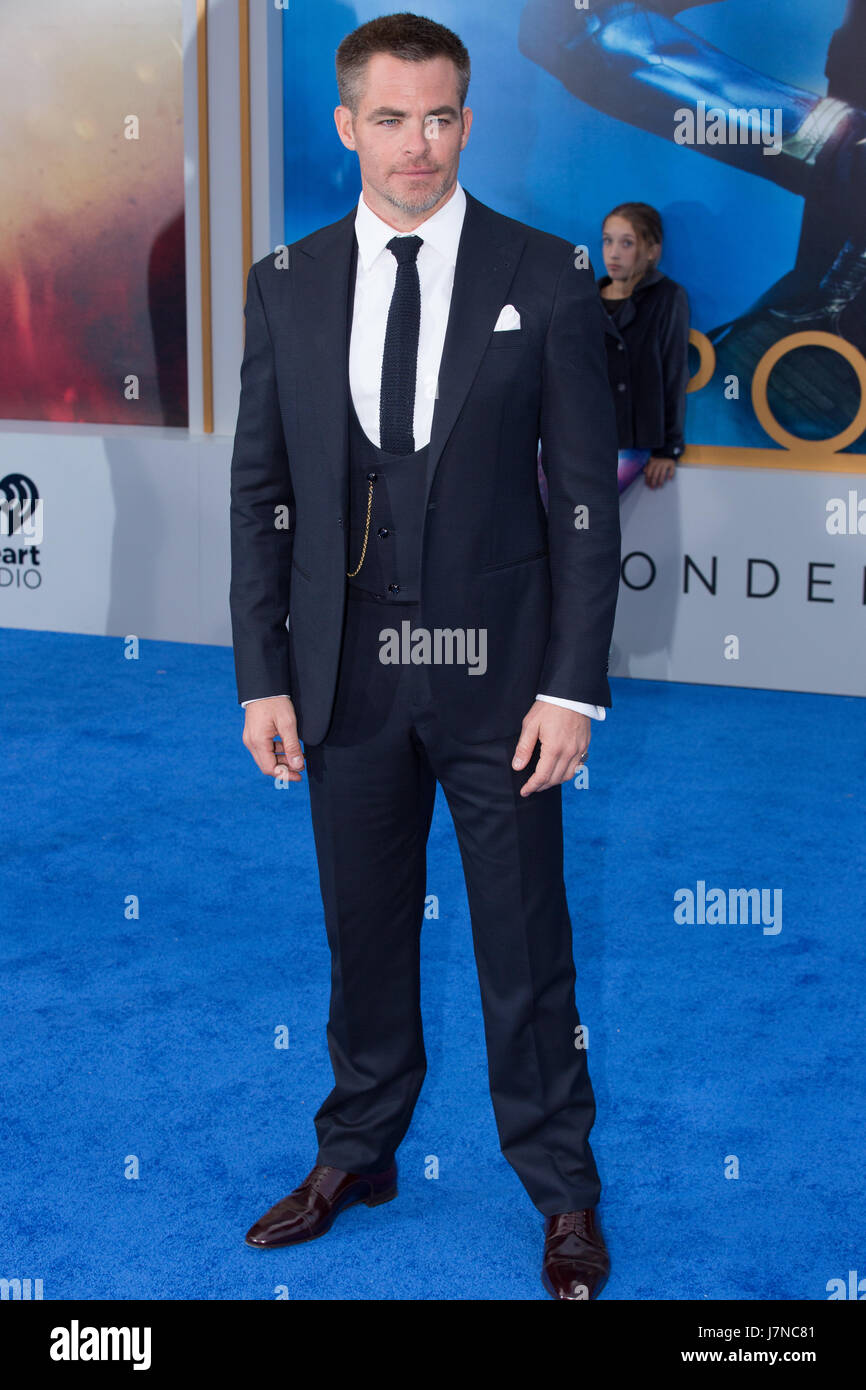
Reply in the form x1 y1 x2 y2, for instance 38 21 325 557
378 169 456 216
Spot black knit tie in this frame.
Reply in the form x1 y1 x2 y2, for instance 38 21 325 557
379 235 423 453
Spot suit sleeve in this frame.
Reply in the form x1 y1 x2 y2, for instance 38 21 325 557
537 246 622 707
229 262 295 705
650 283 690 459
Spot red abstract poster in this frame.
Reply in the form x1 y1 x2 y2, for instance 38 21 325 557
0 0 187 426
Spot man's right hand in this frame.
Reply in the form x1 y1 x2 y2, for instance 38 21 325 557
242 696 305 782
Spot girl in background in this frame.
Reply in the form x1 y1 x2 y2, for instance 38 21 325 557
598 202 690 493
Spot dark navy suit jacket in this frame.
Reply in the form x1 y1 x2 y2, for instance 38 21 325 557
229 189 621 745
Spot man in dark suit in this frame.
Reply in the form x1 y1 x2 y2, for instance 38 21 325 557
230 11 621 1300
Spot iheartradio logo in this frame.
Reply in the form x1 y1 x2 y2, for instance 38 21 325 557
0 473 42 545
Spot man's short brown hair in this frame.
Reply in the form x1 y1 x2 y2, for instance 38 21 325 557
336 12 471 115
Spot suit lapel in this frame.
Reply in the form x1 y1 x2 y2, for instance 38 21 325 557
425 191 526 501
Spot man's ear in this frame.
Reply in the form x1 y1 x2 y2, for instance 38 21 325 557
460 106 473 151
334 105 356 151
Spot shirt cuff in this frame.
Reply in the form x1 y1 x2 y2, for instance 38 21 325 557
536 693 606 720
241 694 290 707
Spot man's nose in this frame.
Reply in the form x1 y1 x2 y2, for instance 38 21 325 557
404 118 438 153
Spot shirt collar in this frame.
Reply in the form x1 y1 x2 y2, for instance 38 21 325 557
354 181 466 271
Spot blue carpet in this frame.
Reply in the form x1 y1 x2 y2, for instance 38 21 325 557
1 627 863 1300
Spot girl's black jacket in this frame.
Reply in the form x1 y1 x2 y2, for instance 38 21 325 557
598 269 690 459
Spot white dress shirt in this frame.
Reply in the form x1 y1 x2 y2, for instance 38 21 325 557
243 181 605 722
349 176 465 449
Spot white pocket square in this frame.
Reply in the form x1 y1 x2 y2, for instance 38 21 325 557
493 304 521 331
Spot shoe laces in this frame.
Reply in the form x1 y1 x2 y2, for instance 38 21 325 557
307 1164 337 1193
554 1209 591 1236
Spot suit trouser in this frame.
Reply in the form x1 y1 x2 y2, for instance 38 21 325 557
303 589 602 1215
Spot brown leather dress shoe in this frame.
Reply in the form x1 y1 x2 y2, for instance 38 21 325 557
244 1161 398 1248
541 1208 610 1300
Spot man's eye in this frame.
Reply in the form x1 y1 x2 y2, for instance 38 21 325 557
380 119 399 126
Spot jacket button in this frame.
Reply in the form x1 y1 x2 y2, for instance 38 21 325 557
367 471 378 482
377 527 390 539
617 382 627 392
617 343 625 351
388 582 400 593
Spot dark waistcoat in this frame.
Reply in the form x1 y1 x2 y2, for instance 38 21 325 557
346 398 429 603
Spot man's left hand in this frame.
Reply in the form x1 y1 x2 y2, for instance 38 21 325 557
512 701 590 797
